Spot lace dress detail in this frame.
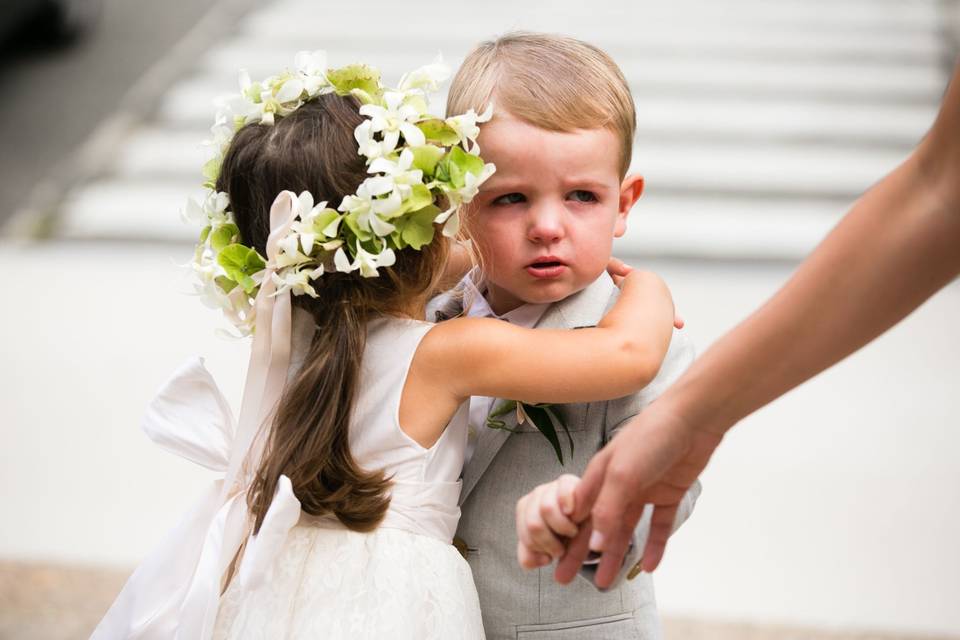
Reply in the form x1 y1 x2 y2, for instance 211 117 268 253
213 317 484 639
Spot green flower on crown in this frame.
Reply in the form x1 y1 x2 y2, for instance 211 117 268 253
185 52 495 337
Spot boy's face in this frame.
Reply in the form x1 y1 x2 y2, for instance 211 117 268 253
466 113 644 314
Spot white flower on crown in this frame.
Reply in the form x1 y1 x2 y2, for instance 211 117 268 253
184 191 232 228
203 112 233 159
457 161 497 202
272 265 325 298
230 54 332 127
354 120 393 161
446 103 494 154
220 289 257 337
191 252 258 337
283 191 341 256
432 160 496 238
359 91 426 155
255 75 303 126
188 51 501 337
334 244 396 278
338 180 399 237
398 55 450 94
191 251 222 299
294 50 330 95
367 148 424 201
274 234 313 270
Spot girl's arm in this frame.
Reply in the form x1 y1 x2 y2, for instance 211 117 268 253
417 270 675 405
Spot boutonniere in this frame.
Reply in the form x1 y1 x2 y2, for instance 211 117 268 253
485 400 574 464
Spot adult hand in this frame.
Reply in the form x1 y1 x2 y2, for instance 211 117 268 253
553 400 722 587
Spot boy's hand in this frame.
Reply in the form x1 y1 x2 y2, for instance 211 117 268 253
606 258 685 329
516 474 581 569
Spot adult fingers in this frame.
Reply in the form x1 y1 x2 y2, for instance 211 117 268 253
571 447 610 523
587 449 653 588
591 498 647 589
554 519 593 585
640 503 678 572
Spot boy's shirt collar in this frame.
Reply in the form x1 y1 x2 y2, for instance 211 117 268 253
460 269 549 328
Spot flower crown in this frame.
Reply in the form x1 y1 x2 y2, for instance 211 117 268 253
186 51 495 336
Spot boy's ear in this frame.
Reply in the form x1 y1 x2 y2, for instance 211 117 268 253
615 174 645 238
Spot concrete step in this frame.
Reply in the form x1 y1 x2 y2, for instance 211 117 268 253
159 53 943 130
156 63 937 144
618 194 846 260
215 27 945 67
248 0 944 35
55 176 848 262
105 125 909 198
58 179 205 243
5 561 954 640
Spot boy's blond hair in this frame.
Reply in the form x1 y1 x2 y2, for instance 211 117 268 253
447 31 636 177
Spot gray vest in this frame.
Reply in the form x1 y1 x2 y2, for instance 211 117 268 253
436 274 701 640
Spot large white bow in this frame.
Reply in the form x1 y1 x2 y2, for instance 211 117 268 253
93 192 308 639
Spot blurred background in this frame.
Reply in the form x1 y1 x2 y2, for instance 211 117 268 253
1 0 958 638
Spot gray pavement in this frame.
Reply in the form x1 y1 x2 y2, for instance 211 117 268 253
3 560 955 640
0 0 239 227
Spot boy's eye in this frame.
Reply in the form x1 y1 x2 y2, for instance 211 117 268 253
568 190 598 203
491 192 526 206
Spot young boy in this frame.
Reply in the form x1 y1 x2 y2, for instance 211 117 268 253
431 32 701 639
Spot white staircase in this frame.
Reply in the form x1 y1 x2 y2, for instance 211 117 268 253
41 0 953 259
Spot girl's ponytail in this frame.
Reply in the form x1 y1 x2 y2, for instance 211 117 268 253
248 298 391 534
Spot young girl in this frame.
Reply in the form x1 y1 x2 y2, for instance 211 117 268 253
94 54 675 640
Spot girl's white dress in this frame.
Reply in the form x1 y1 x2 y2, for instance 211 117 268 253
212 317 484 639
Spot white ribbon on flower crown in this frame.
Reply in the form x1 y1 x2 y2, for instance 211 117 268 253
93 192 310 640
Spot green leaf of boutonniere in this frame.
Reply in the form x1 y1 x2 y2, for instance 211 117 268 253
485 400 574 465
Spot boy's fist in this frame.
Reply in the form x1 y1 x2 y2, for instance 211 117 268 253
516 474 581 570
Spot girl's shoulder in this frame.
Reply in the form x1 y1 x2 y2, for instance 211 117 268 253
364 316 436 363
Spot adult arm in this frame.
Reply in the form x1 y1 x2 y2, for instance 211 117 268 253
557 59 960 589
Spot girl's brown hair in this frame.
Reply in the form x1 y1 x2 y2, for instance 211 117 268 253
216 93 449 533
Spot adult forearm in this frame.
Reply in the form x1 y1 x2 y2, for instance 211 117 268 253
669 64 960 435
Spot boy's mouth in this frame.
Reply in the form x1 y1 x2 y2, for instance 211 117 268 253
525 256 567 278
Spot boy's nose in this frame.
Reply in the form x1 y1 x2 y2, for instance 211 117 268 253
527 206 565 244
